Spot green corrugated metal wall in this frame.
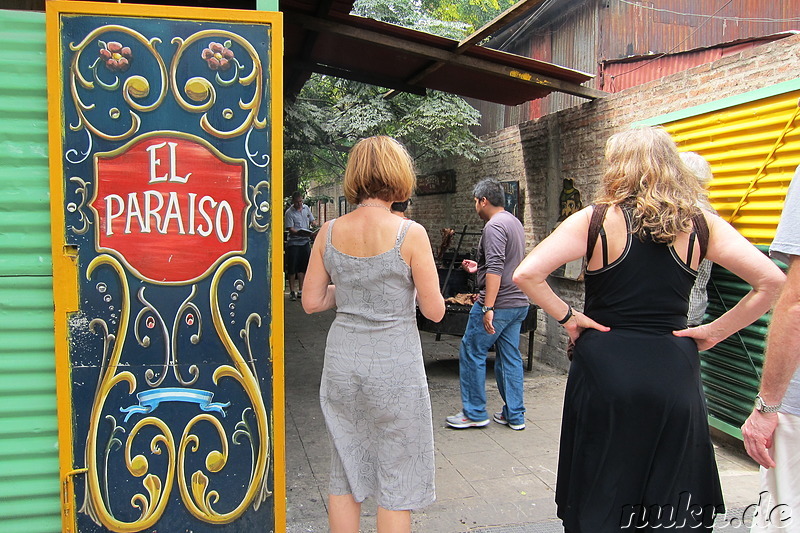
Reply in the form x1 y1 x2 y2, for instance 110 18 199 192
702 247 784 438
0 9 61 533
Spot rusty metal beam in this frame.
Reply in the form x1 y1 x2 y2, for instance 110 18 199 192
457 0 551 51
384 0 555 99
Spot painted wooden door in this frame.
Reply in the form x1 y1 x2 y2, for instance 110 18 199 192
46 3 284 531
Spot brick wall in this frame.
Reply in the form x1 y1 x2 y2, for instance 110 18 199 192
306 182 349 224
412 33 800 371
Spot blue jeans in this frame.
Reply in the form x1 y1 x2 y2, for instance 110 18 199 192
459 302 528 425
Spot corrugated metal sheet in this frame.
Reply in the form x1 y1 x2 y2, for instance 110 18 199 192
663 89 799 245
470 1 599 129
0 10 51 276
702 248 781 438
600 0 799 60
599 33 795 93
478 0 800 133
640 82 798 439
0 8 61 533
546 1 598 117
526 33 551 120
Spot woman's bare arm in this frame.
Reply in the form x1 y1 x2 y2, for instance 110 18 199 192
405 223 445 322
672 212 785 350
513 207 609 342
301 221 336 314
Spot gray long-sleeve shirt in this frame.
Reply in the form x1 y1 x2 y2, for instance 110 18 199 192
476 210 530 309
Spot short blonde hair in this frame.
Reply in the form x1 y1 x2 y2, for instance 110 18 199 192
596 126 704 243
343 136 416 204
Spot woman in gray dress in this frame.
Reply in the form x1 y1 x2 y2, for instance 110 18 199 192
302 136 445 533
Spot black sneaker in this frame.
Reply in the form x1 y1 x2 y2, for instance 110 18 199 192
289 291 296 301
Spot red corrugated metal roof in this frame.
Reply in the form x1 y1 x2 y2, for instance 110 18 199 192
599 32 797 93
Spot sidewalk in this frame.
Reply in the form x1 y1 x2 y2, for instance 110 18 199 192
283 295 762 532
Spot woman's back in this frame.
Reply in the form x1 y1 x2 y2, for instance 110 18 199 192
558 204 723 531
584 205 702 332
318 212 436 511
301 136 444 528
323 213 416 322
512 126 784 533
328 208 409 258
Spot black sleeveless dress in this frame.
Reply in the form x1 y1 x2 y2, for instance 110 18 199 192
556 208 724 532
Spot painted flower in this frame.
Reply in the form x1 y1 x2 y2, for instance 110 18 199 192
202 41 234 71
99 41 132 72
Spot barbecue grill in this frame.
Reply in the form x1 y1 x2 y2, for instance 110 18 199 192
417 226 538 371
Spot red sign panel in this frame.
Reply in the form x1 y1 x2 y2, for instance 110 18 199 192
91 134 249 283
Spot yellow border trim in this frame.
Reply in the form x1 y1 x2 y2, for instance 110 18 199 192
46 5 78 532
268 11 286 533
269 13 286 531
46 2 285 531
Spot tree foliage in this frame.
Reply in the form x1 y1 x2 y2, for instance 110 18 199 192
284 0 513 190
284 78 487 188
420 0 518 34
353 0 468 38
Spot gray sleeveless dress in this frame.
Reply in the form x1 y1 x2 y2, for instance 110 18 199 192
320 218 435 510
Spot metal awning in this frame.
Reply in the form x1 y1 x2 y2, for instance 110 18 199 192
282 0 604 105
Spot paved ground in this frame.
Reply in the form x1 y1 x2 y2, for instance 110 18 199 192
283 295 763 532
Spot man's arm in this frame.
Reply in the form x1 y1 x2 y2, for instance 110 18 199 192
482 273 501 334
285 209 296 233
742 256 800 467
480 222 507 335
759 256 800 404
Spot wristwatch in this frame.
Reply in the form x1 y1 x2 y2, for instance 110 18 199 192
481 305 494 313
754 394 782 414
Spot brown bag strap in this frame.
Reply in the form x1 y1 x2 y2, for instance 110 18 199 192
691 211 709 262
586 204 609 263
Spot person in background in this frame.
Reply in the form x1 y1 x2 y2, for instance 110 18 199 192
391 198 411 219
302 136 445 533
680 151 716 327
446 178 530 431
513 126 784 532
284 191 316 301
742 165 800 533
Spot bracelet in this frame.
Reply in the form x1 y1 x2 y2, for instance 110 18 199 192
557 305 573 325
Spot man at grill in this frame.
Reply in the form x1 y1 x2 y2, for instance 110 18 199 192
446 178 530 431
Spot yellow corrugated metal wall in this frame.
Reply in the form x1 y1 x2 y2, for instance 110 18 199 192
647 81 799 244
639 80 798 438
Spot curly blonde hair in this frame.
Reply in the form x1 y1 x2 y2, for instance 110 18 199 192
596 126 704 243
343 136 416 204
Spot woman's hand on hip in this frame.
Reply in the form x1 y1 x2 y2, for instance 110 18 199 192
564 310 609 344
672 324 720 352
